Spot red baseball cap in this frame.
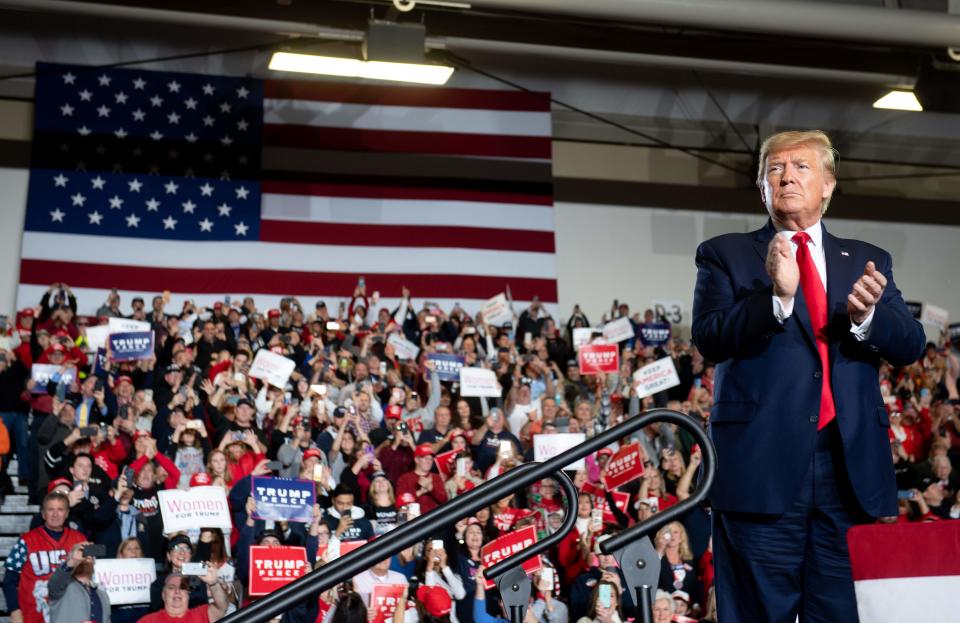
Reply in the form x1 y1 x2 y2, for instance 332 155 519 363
386 405 402 420
414 443 434 458
302 448 323 462
115 375 134 386
417 586 452 618
190 472 213 487
267 309 281 319
133 430 152 440
48 477 73 493
597 448 614 459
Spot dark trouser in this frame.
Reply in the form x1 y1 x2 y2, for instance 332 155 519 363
713 422 872 622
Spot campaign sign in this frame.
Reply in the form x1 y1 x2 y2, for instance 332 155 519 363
251 477 315 523
481 293 513 327
594 490 631 525
572 327 600 351
632 356 681 399
921 303 949 331
370 584 406 623
481 525 542 588
638 322 672 347
108 331 154 362
84 324 111 353
316 538 367 562
581 481 604 498
578 344 619 375
31 364 77 393
158 486 232 534
94 558 155 605
434 448 459 479
109 317 150 333
533 433 586 470
388 333 420 361
602 443 645 489
248 349 295 388
459 367 501 397
426 353 465 382
602 317 635 344
93 348 108 376
248 546 308 596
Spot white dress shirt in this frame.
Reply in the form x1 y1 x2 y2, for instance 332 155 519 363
771 220 873 340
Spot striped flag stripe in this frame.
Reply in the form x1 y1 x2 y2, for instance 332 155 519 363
260 175 552 203
262 125 552 159
262 80 550 111
20 233 558 278
848 521 960 581
261 194 555 232
260 180 553 206
18 260 559 302
259 220 555 253
261 148 553 185
263 99 551 137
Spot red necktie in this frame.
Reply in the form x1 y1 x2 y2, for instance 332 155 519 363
792 232 836 430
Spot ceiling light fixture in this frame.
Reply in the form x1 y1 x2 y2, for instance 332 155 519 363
269 52 454 84
269 20 455 85
872 90 923 112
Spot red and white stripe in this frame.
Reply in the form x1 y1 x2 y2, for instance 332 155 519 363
17 79 557 315
848 521 960 621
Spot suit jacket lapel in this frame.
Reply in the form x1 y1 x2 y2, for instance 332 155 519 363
754 220 817 351
822 223 856 334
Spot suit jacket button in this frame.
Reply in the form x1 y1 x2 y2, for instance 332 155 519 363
809 415 818 423
813 371 822 379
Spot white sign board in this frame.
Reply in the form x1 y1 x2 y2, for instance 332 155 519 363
248 349 295 388
84 324 111 352
31 364 77 388
459 367 501 398
158 486 232 534
572 327 601 351
533 433 587 470
632 356 681 399
109 317 151 333
921 304 949 331
480 293 513 327
602 317 635 344
387 333 420 361
94 558 155 605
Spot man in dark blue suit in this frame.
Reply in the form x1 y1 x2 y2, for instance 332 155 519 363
692 130 924 622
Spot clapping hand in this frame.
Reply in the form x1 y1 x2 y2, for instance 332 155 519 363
847 261 887 324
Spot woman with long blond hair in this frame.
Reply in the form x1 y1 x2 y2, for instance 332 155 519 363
654 521 701 614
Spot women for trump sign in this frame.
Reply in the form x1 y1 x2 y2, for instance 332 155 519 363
158 486 232 534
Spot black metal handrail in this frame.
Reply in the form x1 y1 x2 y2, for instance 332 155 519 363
221 408 715 623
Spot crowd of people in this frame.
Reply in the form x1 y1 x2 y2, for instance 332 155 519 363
0 281 956 623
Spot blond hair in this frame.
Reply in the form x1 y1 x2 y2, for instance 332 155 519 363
756 130 839 214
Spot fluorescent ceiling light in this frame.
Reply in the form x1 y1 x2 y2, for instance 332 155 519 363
269 52 454 85
872 90 923 111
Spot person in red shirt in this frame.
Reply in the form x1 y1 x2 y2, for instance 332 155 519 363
395 444 448 513
137 568 229 623
3 492 86 623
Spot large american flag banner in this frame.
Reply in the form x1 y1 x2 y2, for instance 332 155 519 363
17 63 555 314
848 521 960 621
